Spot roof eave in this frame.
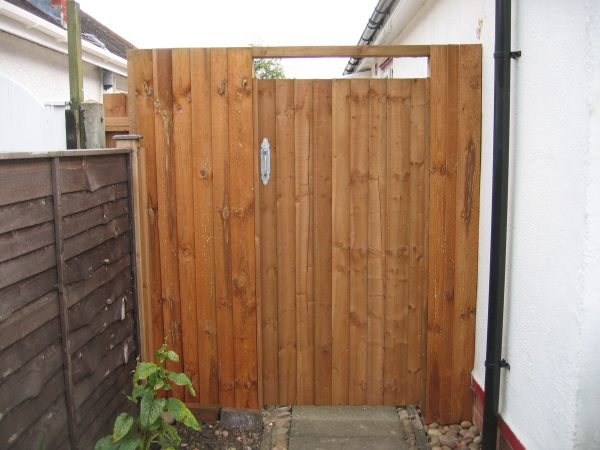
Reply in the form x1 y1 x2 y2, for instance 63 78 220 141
0 0 127 76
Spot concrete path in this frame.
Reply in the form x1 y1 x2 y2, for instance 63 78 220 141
288 406 409 450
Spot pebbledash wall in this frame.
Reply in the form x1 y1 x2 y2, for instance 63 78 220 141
357 0 600 449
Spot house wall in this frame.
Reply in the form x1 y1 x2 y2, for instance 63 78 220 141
0 30 106 150
0 30 104 104
368 0 599 448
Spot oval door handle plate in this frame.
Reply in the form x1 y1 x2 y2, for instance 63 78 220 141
260 137 270 186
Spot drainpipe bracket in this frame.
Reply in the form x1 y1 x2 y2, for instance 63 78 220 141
494 50 522 59
484 358 511 370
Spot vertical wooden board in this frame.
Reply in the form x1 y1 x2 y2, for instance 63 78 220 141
331 79 350 405
191 48 220 405
294 80 314 405
211 48 235 407
348 79 369 405
152 49 184 397
451 45 481 421
275 79 296 405
128 49 163 359
313 80 333 405
383 79 410 404
256 79 279 405
426 45 458 423
367 79 387 405
407 78 427 404
171 48 199 403
227 48 258 409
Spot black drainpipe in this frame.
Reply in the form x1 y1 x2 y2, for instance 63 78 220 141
482 0 520 448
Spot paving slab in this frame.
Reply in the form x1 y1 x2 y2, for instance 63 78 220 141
289 406 407 450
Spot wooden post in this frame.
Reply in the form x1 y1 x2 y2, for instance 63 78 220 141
67 0 83 148
51 157 77 448
115 135 151 360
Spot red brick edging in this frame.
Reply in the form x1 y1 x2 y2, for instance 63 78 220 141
471 377 526 450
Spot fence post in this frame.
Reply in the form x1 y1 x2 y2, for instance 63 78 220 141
50 157 77 448
114 135 151 360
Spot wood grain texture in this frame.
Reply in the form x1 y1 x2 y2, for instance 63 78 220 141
275 79 297 405
294 79 315 405
349 79 369 405
450 45 481 421
312 80 333 405
211 48 235 407
367 79 387 405
256 79 279 405
172 48 199 403
191 48 220 405
331 79 351 405
153 48 184 398
227 48 258 409
128 49 164 357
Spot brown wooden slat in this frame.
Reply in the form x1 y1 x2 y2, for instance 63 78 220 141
211 48 235 407
0 196 53 235
348 79 369 405
65 255 130 307
0 318 60 381
227 48 258 409
171 48 200 403
128 48 164 357
383 79 409 404
367 79 387 405
68 267 130 322
62 198 128 239
294 79 315 405
331 79 351 405
0 340 63 417
59 155 128 193
0 221 54 263
191 47 220 405
0 159 52 207
64 232 130 284
0 291 58 352
312 80 333 405
256 79 279 405
406 78 428 404
62 215 129 260
103 92 128 118
153 48 184 396
450 45 481 421
275 79 297 405
105 116 129 132
69 294 133 352
9 388 69 450
0 268 56 322
61 182 128 216
0 369 64 449
72 334 135 410
71 315 134 384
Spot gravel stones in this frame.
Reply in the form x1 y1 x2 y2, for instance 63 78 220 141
260 405 291 450
425 420 481 450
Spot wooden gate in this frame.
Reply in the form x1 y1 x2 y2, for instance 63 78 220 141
255 78 428 407
128 45 481 423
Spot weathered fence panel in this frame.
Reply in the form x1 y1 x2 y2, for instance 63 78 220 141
0 151 138 449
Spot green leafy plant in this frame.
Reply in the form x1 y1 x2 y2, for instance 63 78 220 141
95 344 200 450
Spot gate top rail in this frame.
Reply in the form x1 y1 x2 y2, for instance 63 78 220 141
251 45 430 59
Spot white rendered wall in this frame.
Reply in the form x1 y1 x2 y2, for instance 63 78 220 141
0 30 103 104
374 0 600 448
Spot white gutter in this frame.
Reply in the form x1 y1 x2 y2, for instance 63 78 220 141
355 0 427 73
0 0 127 76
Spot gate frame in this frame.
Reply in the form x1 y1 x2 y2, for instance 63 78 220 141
129 45 481 424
